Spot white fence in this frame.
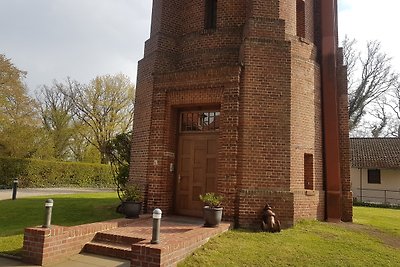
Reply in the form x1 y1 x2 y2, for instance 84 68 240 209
354 188 400 205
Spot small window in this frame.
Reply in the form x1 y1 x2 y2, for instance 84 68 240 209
180 111 220 132
296 0 305 38
304 153 313 190
205 0 217 30
368 169 381 184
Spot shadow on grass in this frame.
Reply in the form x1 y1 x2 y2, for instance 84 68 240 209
2 248 22 256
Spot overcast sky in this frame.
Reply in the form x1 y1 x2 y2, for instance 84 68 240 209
0 0 399 93
338 0 400 73
0 0 153 92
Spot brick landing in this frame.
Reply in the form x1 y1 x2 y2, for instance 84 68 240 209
23 216 231 267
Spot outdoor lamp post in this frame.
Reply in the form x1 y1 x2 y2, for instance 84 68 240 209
43 199 54 228
151 208 162 244
12 178 18 200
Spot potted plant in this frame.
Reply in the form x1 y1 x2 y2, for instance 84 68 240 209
199 192 223 227
105 132 143 218
118 183 143 218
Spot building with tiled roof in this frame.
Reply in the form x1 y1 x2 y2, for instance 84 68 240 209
350 138 400 205
351 138 400 168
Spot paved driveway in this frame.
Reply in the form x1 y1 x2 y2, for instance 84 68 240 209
0 253 129 267
0 188 114 200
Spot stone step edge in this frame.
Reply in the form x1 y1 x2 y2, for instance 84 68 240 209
93 232 144 246
83 241 132 260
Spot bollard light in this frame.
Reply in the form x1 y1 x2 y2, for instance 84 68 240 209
43 199 54 228
12 179 18 200
151 208 162 244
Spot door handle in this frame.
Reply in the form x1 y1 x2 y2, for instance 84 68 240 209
178 174 181 183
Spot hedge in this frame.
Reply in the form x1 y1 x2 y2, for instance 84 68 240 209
353 199 400 210
0 157 114 188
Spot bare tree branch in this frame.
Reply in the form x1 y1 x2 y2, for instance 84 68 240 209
344 38 399 131
369 98 389 137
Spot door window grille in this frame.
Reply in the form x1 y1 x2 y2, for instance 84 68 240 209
180 111 220 132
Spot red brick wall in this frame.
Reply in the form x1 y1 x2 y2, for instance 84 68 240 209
145 67 241 220
337 48 353 222
23 220 130 266
293 190 325 222
280 0 314 41
130 223 230 267
288 34 326 224
130 0 351 228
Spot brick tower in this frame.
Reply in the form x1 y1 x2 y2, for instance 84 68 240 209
130 0 352 228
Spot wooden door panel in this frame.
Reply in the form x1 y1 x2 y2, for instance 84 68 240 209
179 175 190 191
206 158 216 173
192 186 202 202
179 195 189 209
207 139 217 154
176 134 218 217
193 168 204 184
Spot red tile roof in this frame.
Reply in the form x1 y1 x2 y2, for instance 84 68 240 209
350 138 400 168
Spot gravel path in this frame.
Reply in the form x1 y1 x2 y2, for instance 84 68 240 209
0 188 114 200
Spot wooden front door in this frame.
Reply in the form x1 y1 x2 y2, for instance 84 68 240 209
175 133 218 217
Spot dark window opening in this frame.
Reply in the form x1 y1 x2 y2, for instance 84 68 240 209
296 0 305 38
368 169 381 184
205 0 217 30
304 153 314 190
180 111 220 132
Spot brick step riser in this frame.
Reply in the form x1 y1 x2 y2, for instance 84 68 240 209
93 232 143 246
83 242 132 260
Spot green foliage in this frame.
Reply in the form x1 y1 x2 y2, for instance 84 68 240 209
106 132 131 164
60 74 135 163
0 157 113 188
199 192 223 208
81 143 102 163
0 54 25 81
105 132 132 200
353 199 400 209
0 54 45 159
0 192 121 256
1 57 135 163
120 184 143 202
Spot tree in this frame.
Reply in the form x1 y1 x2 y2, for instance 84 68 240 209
0 54 28 126
343 36 399 131
384 81 400 137
369 98 389 137
37 80 75 160
0 54 26 88
0 54 46 158
61 74 135 163
68 122 93 162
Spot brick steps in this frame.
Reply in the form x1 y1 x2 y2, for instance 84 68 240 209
93 232 143 245
83 231 145 260
23 216 232 266
84 240 132 260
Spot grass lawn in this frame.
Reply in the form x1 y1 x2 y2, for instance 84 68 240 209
0 192 121 256
1 197 399 266
180 207 400 267
353 206 400 236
